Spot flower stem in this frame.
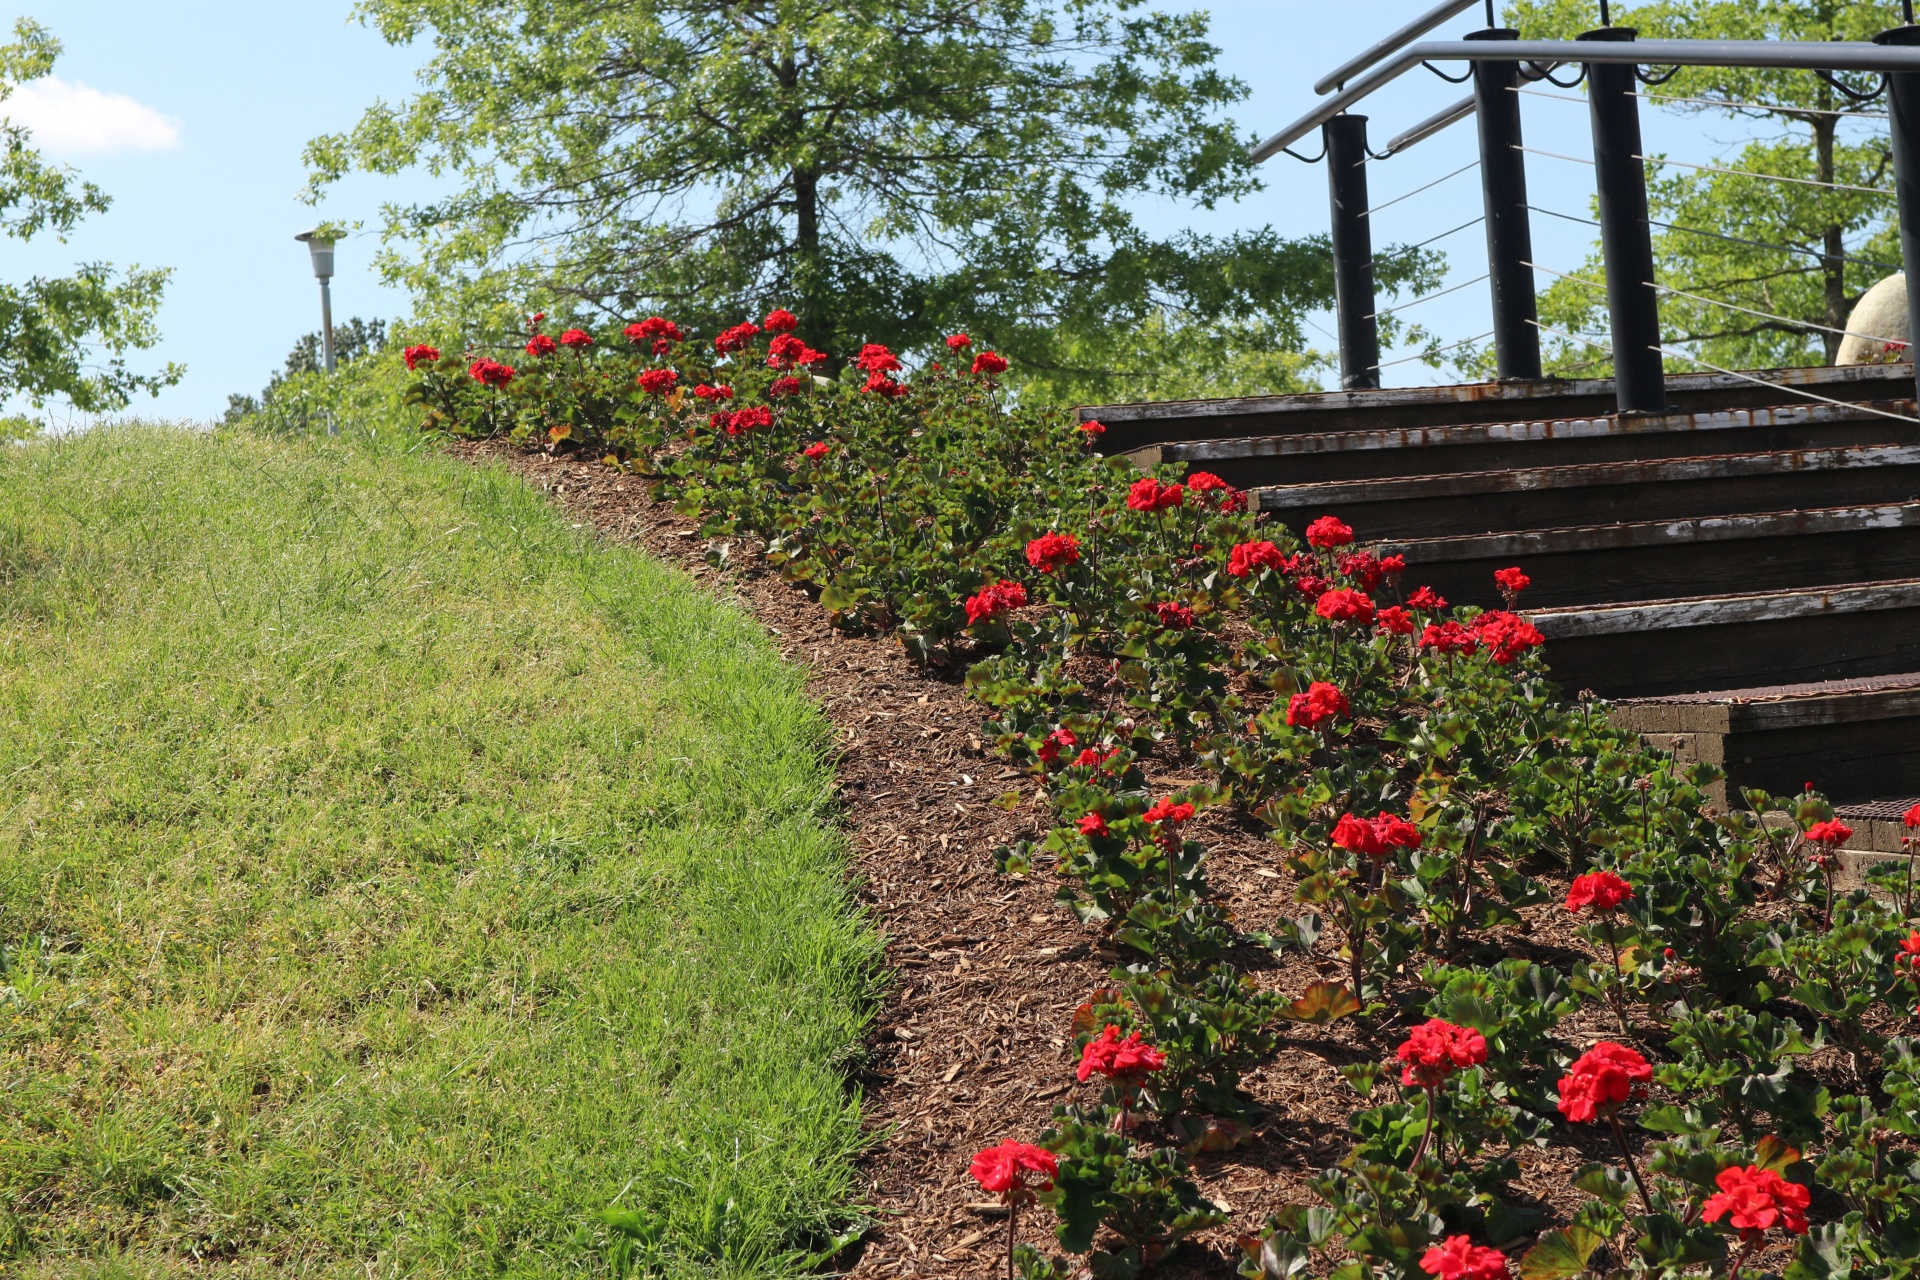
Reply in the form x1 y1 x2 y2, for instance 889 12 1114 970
1608 1113 1654 1216
1410 1086 1437 1166
1601 914 1631 1037
1006 1196 1018 1280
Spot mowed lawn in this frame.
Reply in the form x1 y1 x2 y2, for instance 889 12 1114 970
0 427 878 1277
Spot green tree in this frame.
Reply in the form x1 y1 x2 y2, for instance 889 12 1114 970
1497 0 1898 376
0 19 179 411
302 0 1433 389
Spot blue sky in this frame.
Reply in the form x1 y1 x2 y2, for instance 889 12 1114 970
1 0 1819 421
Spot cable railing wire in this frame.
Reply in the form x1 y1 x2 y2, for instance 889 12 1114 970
1369 330 1496 371
1361 160 1480 217
1367 273 1491 320
1635 153 1891 195
1526 202 1903 274
1404 215 1485 251
1526 318 1920 425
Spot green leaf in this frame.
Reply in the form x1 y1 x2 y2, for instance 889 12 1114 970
1276 981 1362 1025
1519 1225 1605 1280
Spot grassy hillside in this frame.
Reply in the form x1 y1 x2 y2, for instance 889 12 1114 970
0 426 877 1277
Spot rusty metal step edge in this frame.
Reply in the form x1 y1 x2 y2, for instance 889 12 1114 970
1382 501 1920 563
1249 443 1920 512
1129 398 1915 467
1528 577 1920 639
1080 361 1914 426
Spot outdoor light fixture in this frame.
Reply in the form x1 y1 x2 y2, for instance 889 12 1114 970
294 226 337 376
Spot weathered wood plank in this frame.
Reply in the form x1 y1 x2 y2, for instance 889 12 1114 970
1392 502 1920 561
1530 579 1920 638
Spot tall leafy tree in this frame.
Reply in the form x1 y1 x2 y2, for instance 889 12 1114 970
303 0 1432 386
1502 0 1899 376
0 19 179 411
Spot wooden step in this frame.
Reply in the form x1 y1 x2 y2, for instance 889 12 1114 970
1143 399 1916 487
1612 672 1920 804
1386 502 1920 609
1529 579 1920 698
1256 444 1920 540
1085 362 1917 453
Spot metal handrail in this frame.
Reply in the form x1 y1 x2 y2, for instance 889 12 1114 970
1313 0 1482 94
1256 39 1920 164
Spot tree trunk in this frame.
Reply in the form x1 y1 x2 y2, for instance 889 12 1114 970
1816 112 1845 364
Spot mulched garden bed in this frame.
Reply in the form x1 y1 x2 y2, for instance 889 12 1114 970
450 440 1802 1279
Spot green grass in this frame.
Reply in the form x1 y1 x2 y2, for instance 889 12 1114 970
0 425 879 1277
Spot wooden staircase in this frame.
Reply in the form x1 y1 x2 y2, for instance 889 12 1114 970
1087 362 1920 843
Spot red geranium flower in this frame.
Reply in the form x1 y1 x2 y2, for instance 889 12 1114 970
1472 611 1546 665
725 406 773 435
947 333 972 349
1702 1164 1811 1238
1305 515 1355 549
1377 605 1415 635
1332 812 1422 858
768 376 806 398
1566 870 1633 913
402 343 440 371
1286 681 1349 729
1407 585 1447 612
1906 803 1920 828
559 328 593 349
1420 620 1479 657
1127 477 1185 511
1155 601 1196 629
1316 587 1376 625
692 383 734 401
1379 554 1407 578
1805 819 1853 846
1078 813 1110 837
856 343 902 374
767 333 806 368
1142 797 1196 826
969 1140 1058 1202
1556 1042 1651 1122
1493 566 1531 596
525 333 557 358
1338 551 1386 590
964 580 1028 626
468 358 515 387
714 321 761 353
1421 1236 1512 1280
1396 1018 1488 1088
1186 471 1233 494
637 368 679 396
803 442 831 460
763 308 798 333
1025 532 1081 573
1078 419 1106 438
1228 540 1287 577
626 316 684 343
863 372 907 397
1074 746 1119 769
1036 727 1076 765
971 350 1009 376
1077 1025 1167 1084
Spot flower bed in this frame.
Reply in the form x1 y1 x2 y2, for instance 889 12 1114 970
416 313 1920 1280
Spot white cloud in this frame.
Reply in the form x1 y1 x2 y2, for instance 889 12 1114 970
3 74 180 155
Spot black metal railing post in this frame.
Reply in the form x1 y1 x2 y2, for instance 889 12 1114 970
1324 114 1382 390
1877 23 1920 405
1580 26 1668 414
1467 28 1543 380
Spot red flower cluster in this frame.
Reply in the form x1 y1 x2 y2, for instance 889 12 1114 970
1143 797 1196 826
1566 870 1633 913
1286 681 1349 729
1128 477 1185 511
714 321 761 353
947 333 972 349
767 333 827 369
692 383 734 401
803 442 831 460
1075 745 1120 770
1408 585 1447 612
637 368 679 396
965 580 1028 625
1338 551 1388 590
402 344 440 371
1331 812 1422 858
1037 727 1076 765
1315 587 1376 625
1493 566 1530 596
1555 1041 1651 1122
1026 532 1081 573
1702 1164 1811 1238
1421 1236 1512 1280
525 333 557 358
559 328 593 349
764 308 798 333
1078 812 1109 837
1474 611 1546 665
971 350 1009 376
1078 419 1106 438
768 376 806 398
469 358 515 387
1305 515 1355 549
720 405 773 435
1907 803 1920 828
1155 601 1196 629
1077 1025 1167 1083
863 372 907 397
1228 540 1286 577
1377 605 1415 635
969 1140 1058 1201
1899 930 1920 973
856 343 902 374
1805 819 1853 846
626 316 684 345
1420 620 1478 657
1396 1018 1488 1088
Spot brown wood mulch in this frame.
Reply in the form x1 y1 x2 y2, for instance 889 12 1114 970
449 440 1820 1280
